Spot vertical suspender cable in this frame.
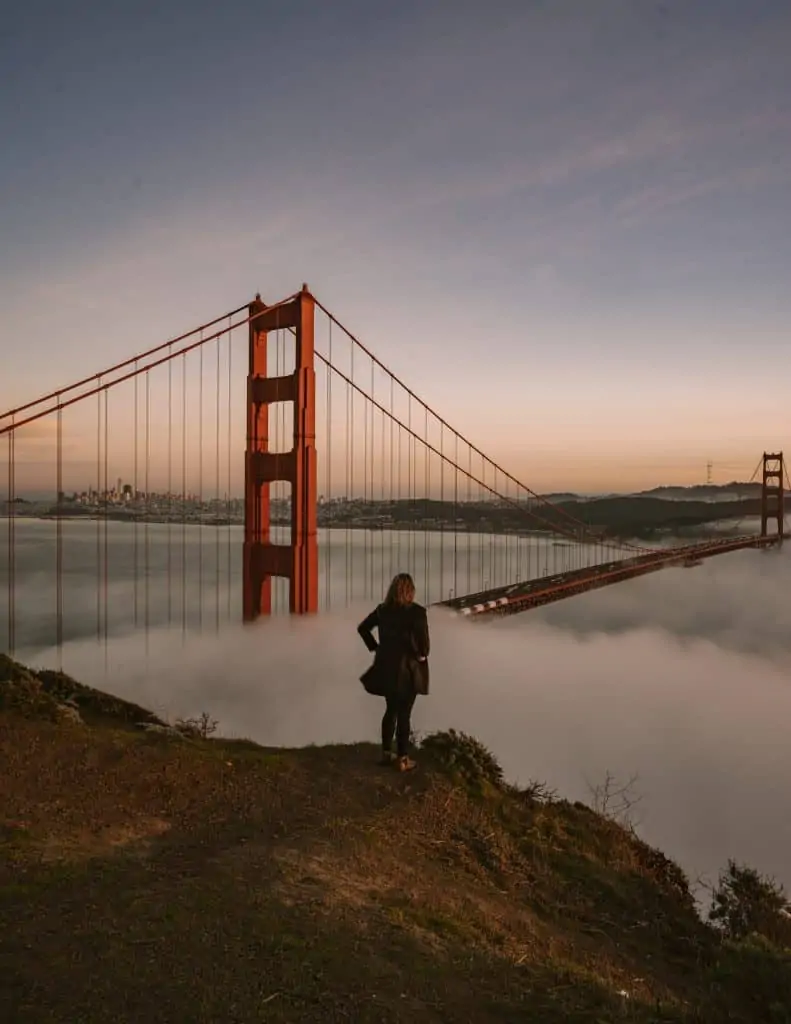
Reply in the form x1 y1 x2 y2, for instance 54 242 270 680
424 407 429 602
55 401 63 663
6 419 15 656
389 377 395 583
370 360 375 599
144 370 150 653
198 339 204 629
133 364 139 627
363 356 369 600
345 365 350 607
181 352 187 640
7 422 14 655
168 346 173 626
215 331 221 630
103 388 109 667
227 317 232 621
326 319 332 608
394 378 400 577
96 380 102 643
379 379 385 598
349 344 355 603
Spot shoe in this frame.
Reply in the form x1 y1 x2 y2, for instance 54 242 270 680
379 751 396 766
396 756 417 772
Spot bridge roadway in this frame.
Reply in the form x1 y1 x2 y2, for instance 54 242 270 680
437 535 780 620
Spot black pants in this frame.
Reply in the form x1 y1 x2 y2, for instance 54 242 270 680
382 691 417 757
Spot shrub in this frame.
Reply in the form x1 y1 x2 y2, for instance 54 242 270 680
175 712 219 739
709 860 791 945
420 729 504 789
519 778 557 803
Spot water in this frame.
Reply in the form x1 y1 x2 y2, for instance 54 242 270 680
0 518 620 654
3 515 791 898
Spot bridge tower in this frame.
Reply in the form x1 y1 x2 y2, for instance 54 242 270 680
243 286 318 619
760 452 785 541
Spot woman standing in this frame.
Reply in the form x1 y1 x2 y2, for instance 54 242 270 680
357 572 430 772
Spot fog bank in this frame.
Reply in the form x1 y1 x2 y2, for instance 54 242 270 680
27 547 791 898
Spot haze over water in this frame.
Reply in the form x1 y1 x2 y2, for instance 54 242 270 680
5 518 791 901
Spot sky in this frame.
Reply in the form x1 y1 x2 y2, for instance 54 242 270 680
2 0 790 493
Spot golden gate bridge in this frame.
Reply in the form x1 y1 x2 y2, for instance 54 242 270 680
0 285 784 658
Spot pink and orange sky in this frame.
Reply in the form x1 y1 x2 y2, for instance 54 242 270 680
2 1 790 494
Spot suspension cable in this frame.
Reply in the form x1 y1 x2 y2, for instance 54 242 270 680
0 304 251 423
313 296 648 552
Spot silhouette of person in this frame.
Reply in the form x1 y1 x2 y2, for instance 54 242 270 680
357 572 430 772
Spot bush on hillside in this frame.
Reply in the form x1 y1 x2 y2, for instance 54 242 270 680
0 655 62 719
709 860 791 946
1 654 165 727
520 778 558 803
420 729 504 789
175 712 219 739
34 667 162 726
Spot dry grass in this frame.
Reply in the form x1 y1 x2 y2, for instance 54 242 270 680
1 659 790 1023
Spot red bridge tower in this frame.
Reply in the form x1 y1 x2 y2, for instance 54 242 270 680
243 286 318 618
760 451 785 541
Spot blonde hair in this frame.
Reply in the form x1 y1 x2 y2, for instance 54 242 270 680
384 572 416 607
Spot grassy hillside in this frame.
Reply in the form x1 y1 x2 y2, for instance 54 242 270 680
2 654 790 1023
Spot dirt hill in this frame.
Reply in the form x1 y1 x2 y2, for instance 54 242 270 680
1 654 790 1023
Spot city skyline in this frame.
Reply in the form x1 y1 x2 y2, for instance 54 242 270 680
0 449 770 502
2 2 790 492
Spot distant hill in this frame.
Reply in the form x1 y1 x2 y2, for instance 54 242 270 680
634 482 761 501
537 492 581 503
332 493 778 540
552 494 773 538
538 483 761 503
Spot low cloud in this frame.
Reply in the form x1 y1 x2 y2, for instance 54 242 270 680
24 543 791 900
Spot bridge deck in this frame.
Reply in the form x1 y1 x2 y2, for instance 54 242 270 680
437 535 780 619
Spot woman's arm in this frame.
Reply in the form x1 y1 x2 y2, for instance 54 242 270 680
357 607 380 653
411 606 430 660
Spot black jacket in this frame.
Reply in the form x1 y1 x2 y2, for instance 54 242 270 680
357 602 430 697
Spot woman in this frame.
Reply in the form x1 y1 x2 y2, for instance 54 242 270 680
357 572 430 772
